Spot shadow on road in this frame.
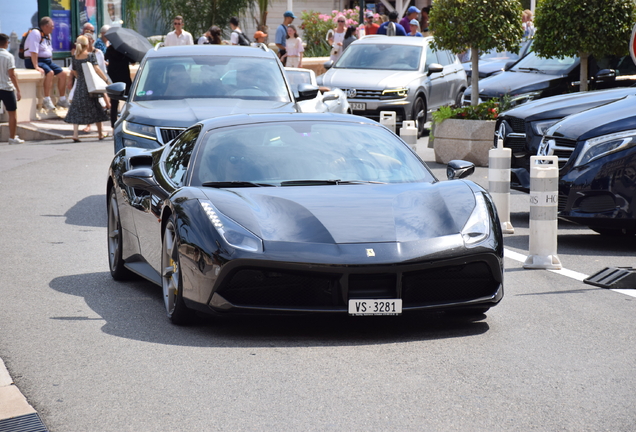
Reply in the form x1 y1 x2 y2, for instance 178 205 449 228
49 271 491 348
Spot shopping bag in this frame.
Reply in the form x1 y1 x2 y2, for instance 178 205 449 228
82 59 107 95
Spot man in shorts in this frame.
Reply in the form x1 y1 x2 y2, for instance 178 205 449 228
0 33 24 144
24 16 69 111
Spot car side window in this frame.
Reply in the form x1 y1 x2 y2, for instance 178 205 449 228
437 50 452 67
164 126 201 186
425 45 439 70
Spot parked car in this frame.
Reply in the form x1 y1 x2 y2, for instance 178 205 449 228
463 51 636 107
284 67 351 114
107 45 319 153
107 113 504 324
462 38 534 80
496 86 636 191
317 35 467 138
537 95 636 235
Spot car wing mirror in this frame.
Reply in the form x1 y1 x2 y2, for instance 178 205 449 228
296 83 320 102
106 82 127 101
504 61 516 70
427 63 443 76
323 60 334 70
595 69 616 82
322 91 339 102
446 160 475 180
122 168 158 191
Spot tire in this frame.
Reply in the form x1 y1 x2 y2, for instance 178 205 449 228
162 217 195 325
590 227 635 236
413 96 427 138
455 89 465 107
107 187 133 280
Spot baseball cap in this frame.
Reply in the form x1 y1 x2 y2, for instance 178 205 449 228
365 11 374 18
410 19 419 26
254 30 267 39
284 11 296 18
407 6 421 14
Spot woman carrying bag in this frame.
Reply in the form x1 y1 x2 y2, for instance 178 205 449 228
64 35 110 142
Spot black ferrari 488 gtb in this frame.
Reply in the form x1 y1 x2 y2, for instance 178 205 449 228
107 113 503 324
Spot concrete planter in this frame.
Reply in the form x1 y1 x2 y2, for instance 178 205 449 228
433 119 496 167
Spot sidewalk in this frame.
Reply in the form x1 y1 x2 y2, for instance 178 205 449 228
1 115 113 142
0 358 48 431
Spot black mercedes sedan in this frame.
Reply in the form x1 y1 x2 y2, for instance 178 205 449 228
538 95 636 234
107 113 504 324
496 87 636 191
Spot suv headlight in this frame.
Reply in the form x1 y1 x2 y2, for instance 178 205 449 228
574 129 636 167
382 88 408 99
123 121 157 140
531 119 559 136
509 91 542 107
461 192 491 247
199 200 263 253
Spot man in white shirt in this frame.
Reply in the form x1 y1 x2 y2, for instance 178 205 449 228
24 16 69 110
164 16 194 46
229 17 244 45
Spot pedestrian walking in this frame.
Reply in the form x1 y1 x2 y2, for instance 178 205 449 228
276 11 295 65
377 11 407 36
164 16 194 46
282 25 303 67
64 36 110 141
23 16 69 110
94 25 109 53
229 17 249 46
399 6 420 34
328 15 347 63
105 41 134 128
0 33 24 144
364 11 379 35
408 19 423 37
343 26 357 52
198 26 222 45
252 30 268 46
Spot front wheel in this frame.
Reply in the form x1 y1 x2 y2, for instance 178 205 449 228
413 97 427 138
162 217 195 325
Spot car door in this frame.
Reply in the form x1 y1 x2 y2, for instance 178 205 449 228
133 126 201 275
424 43 448 111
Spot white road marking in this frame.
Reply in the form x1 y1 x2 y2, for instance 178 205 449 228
504 248 636 298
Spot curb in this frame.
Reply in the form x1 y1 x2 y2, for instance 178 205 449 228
0 358 49 432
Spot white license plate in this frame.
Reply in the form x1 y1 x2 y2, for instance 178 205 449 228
348 299 402 316
350 102 366 111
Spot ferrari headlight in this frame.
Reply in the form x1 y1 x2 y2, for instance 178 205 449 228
509 91 542 107
123 121 157 140
532 119 559 136
574 129 636 167
199 200 263 253
461 193 491 246
382 88 408 98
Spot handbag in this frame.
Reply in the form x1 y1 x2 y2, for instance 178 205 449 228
82 53 107 95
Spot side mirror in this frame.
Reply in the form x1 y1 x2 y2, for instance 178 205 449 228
595 69 616 82
322 91 339 102
106 82 127 101
446 160 475 180
323 60 334 70
122 168 157 190
504 61 516 70
427 63 444 76
296 83 320 102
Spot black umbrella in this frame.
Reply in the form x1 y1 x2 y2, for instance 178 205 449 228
104 27 153 63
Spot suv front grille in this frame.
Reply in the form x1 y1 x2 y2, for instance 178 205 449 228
508 118 525 133
342 89 383 99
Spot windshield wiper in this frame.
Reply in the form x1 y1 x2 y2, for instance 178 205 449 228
518 67 544 73
201 181 275 188
280 179 385 186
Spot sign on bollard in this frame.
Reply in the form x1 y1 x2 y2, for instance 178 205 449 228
400 120 418 151
380 111 397 134
488 138 514 234
524 155 562 269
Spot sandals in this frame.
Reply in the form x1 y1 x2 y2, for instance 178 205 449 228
72 137 81 142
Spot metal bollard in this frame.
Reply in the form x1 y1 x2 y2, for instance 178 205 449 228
488 139 514 234
524 155 562 269
379 111 397 134
400 120 418 151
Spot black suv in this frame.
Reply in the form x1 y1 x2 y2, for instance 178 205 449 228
108 45 318 153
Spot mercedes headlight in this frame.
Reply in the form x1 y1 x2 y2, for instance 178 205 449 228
461 193 491 247
123 121 157 141
382 88 408 99
509 91 542 107
531 119 559 136
574 129 636 167
199 200 263 253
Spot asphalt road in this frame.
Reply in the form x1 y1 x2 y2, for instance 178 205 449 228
1 137 635 431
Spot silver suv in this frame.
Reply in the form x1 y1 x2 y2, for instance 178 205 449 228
317 35 467 137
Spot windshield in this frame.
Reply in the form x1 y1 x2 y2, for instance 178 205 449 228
335 44 422 70
510 51 577 74
190 121 435 186
480 48 520 62
133 55 291 102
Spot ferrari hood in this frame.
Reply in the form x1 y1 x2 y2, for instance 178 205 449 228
320 69 419 91
201 182 476 244
124 98 297 127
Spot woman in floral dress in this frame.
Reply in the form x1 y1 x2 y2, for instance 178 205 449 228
64 35 110 141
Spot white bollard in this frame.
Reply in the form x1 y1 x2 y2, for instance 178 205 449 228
524 155 562 270
488 139 514 234
379 111 397 134
400 120 418 151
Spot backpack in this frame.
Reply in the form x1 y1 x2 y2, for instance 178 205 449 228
233 30 251 46
386 22 396 36
19 28 45 59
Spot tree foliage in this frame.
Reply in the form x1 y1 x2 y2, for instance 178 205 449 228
429 0 524 105
533 0 636 91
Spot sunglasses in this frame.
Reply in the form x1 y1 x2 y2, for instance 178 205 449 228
173 22 183 25
337 20 345 23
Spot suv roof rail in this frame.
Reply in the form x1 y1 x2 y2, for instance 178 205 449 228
256 43 270 53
